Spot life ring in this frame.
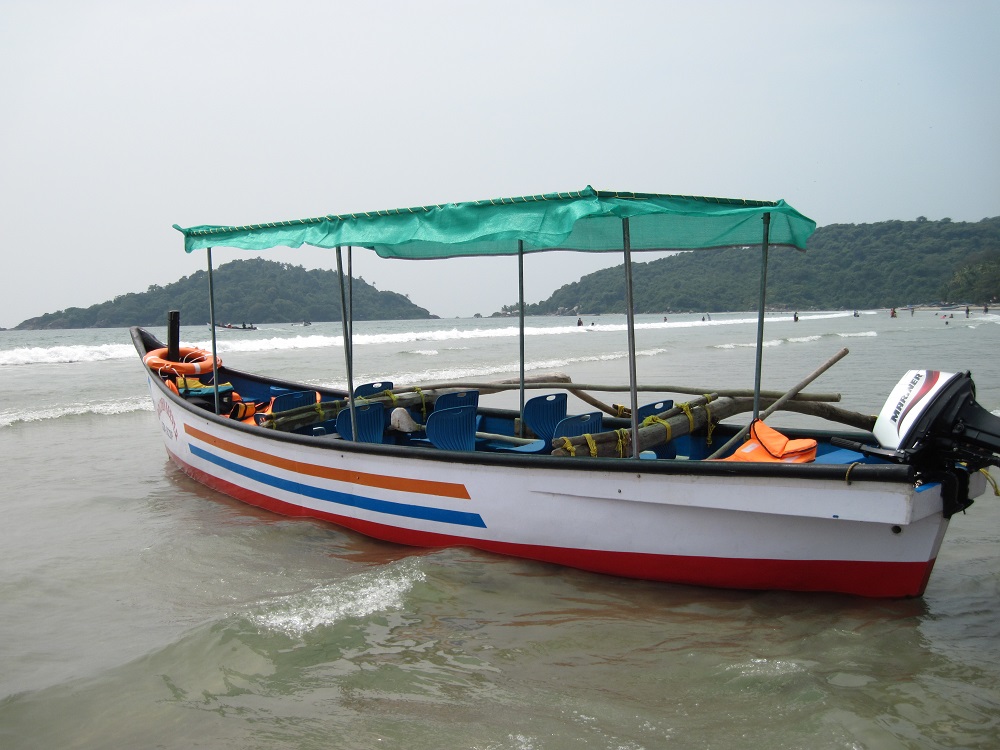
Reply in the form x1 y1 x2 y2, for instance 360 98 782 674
143 347 221 376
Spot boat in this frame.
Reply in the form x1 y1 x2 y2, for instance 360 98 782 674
214 323 257 330
135 187 1000 598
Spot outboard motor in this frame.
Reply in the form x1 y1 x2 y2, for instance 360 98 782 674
873 370 1000 471
835 370 1000 517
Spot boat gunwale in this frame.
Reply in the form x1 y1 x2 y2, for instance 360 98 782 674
132 326 916 485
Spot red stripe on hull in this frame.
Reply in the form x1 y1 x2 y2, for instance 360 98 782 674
170 451 935 598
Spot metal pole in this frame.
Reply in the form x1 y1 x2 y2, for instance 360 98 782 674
518 240 526 437
622 218 640 458
752 213 772 420
206 247 221 415
336 247 358 438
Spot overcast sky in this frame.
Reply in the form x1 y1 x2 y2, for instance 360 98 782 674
1 1 997 328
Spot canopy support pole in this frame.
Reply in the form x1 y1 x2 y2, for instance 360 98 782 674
752 213 771 420
518 240 526 437
336 247 358 437
206 247 221 415
622 219 640 458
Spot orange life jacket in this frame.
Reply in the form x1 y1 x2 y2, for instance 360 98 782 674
718 419 817 463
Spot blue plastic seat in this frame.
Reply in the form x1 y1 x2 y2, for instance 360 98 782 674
434 390 479 412
425 405 478 451
552 411 603 440
354 381 393 399
270 390 317 413
636 400 673 421
522 393 568 443
335 403 385 443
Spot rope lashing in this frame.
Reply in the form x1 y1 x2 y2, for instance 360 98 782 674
585 433 598 458
559 437 577 456
413 387 427 420
642 415 672 443
981 468 999 496
614 429 630 457
678 402 696 432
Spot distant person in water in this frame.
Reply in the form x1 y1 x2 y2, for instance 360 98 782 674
793 312 799 322
890 308 897 318
577 317 582 326
966 306 970 318
986 304 990 314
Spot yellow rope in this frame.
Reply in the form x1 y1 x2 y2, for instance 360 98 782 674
678 402 695 432
381 390 398 406
704 403 714 445
559 437 576 456
844 462 860 485
615 429 630 457
585 433 598 457
644 415 672 442
981 468 1000 496
413 387 427 420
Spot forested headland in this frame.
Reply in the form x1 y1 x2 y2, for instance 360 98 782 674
13 216 1000 329
14 258 433 330
497 216 1000 316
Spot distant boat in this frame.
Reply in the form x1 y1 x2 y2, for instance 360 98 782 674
213 323 257 330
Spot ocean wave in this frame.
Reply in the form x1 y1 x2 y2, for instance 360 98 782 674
0 396 152 428
713 339 784 350
0 343 136 366
787 335 822 343
248 559 426 636
837 331 878 338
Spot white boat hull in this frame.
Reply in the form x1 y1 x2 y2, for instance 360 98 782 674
150 377 954 597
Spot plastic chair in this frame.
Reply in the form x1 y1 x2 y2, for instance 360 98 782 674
335 403 385 443
425 405 478 451
354 381 393 399
434 390 479 412
552 411 603 440
636 400 673 421
522 393 568 443
270 390 317 413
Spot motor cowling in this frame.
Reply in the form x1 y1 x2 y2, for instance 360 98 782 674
873 370 1000 472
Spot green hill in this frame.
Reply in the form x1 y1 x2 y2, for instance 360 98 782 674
503 216 1000 315
14 258 433 330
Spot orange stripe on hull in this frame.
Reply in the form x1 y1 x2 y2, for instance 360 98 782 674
184 424 470 499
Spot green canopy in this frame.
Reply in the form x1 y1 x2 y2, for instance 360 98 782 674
174 186 815 258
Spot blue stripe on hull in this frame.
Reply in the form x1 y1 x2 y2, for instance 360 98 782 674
189 444 487 528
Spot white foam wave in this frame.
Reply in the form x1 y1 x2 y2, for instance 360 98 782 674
250 560 426 636
837 331 878 338
787 335 822 343
713 339 784 350
0 396 152 428
403 349 439 356
0 343 136 366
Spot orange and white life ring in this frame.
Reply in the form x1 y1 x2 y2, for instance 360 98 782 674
143 347 221 376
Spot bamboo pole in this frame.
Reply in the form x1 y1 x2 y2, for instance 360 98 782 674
549 391 873 459
377 379 841 403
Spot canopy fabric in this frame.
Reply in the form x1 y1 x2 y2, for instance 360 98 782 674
175 186 816 258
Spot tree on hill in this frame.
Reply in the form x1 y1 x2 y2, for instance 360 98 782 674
14 258 433 330
506 216 1000 315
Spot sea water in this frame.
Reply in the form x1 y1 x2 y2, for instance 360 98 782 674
1 311 998 749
